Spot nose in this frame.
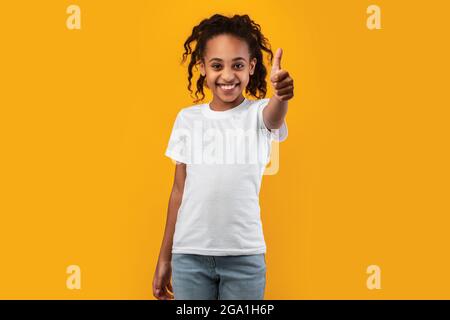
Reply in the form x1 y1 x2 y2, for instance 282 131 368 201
220 67 237 83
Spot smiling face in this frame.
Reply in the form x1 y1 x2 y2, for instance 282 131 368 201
199 34 257 108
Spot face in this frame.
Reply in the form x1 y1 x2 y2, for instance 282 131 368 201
199 34 257 105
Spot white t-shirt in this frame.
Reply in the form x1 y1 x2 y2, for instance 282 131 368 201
165 97 288 256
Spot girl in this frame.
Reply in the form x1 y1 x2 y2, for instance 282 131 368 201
153 13 294 300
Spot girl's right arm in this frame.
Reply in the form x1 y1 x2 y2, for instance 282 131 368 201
153 162 186 300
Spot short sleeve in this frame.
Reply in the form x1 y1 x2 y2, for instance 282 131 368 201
165 109 192 164
257 98 288 142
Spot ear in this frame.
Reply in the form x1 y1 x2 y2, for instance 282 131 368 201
249 57 257 75
199 61 209 89
199 60 206 77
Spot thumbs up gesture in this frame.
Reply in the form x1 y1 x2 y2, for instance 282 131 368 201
270 48 294 101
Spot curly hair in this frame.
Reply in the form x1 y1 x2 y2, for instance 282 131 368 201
181 14 274 103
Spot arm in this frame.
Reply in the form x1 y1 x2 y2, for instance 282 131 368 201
157 162 186 264
263 97 289 130
153 162 186 300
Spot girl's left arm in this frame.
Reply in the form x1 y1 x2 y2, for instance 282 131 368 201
263 48 294 130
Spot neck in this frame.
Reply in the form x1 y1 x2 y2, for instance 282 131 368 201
209 95 245 111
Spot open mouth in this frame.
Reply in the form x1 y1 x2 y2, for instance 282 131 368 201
216 83 240 91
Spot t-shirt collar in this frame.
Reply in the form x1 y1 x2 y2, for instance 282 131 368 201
202 97 250 119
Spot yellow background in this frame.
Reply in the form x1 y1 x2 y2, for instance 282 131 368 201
1 0 449 299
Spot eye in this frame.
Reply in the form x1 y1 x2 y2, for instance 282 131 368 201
211 64 222 70
234 63 244 69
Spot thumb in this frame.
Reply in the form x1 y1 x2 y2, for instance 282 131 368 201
271 48 283 75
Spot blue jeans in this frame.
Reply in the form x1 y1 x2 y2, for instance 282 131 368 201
171 253 266 300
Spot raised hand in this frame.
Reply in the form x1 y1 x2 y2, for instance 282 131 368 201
270 48 294 101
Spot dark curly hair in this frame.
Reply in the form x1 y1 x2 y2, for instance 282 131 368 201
181 14 274 103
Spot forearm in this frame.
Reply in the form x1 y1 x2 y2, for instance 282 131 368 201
264 96 288 129
157 189 183 263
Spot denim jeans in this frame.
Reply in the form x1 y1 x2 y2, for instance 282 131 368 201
171 253 266 300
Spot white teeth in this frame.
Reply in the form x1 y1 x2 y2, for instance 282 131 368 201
219 84 237 90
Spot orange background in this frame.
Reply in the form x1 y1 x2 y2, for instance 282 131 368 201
1 0 449 299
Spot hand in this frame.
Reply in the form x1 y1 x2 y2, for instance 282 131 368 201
152 260 174 300
270 48 294 102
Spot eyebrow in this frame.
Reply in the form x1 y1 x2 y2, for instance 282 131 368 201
208 57 247 63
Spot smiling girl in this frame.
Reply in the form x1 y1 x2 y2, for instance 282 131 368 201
153 13 294 300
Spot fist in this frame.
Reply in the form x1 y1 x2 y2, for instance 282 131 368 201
270 48 294 101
